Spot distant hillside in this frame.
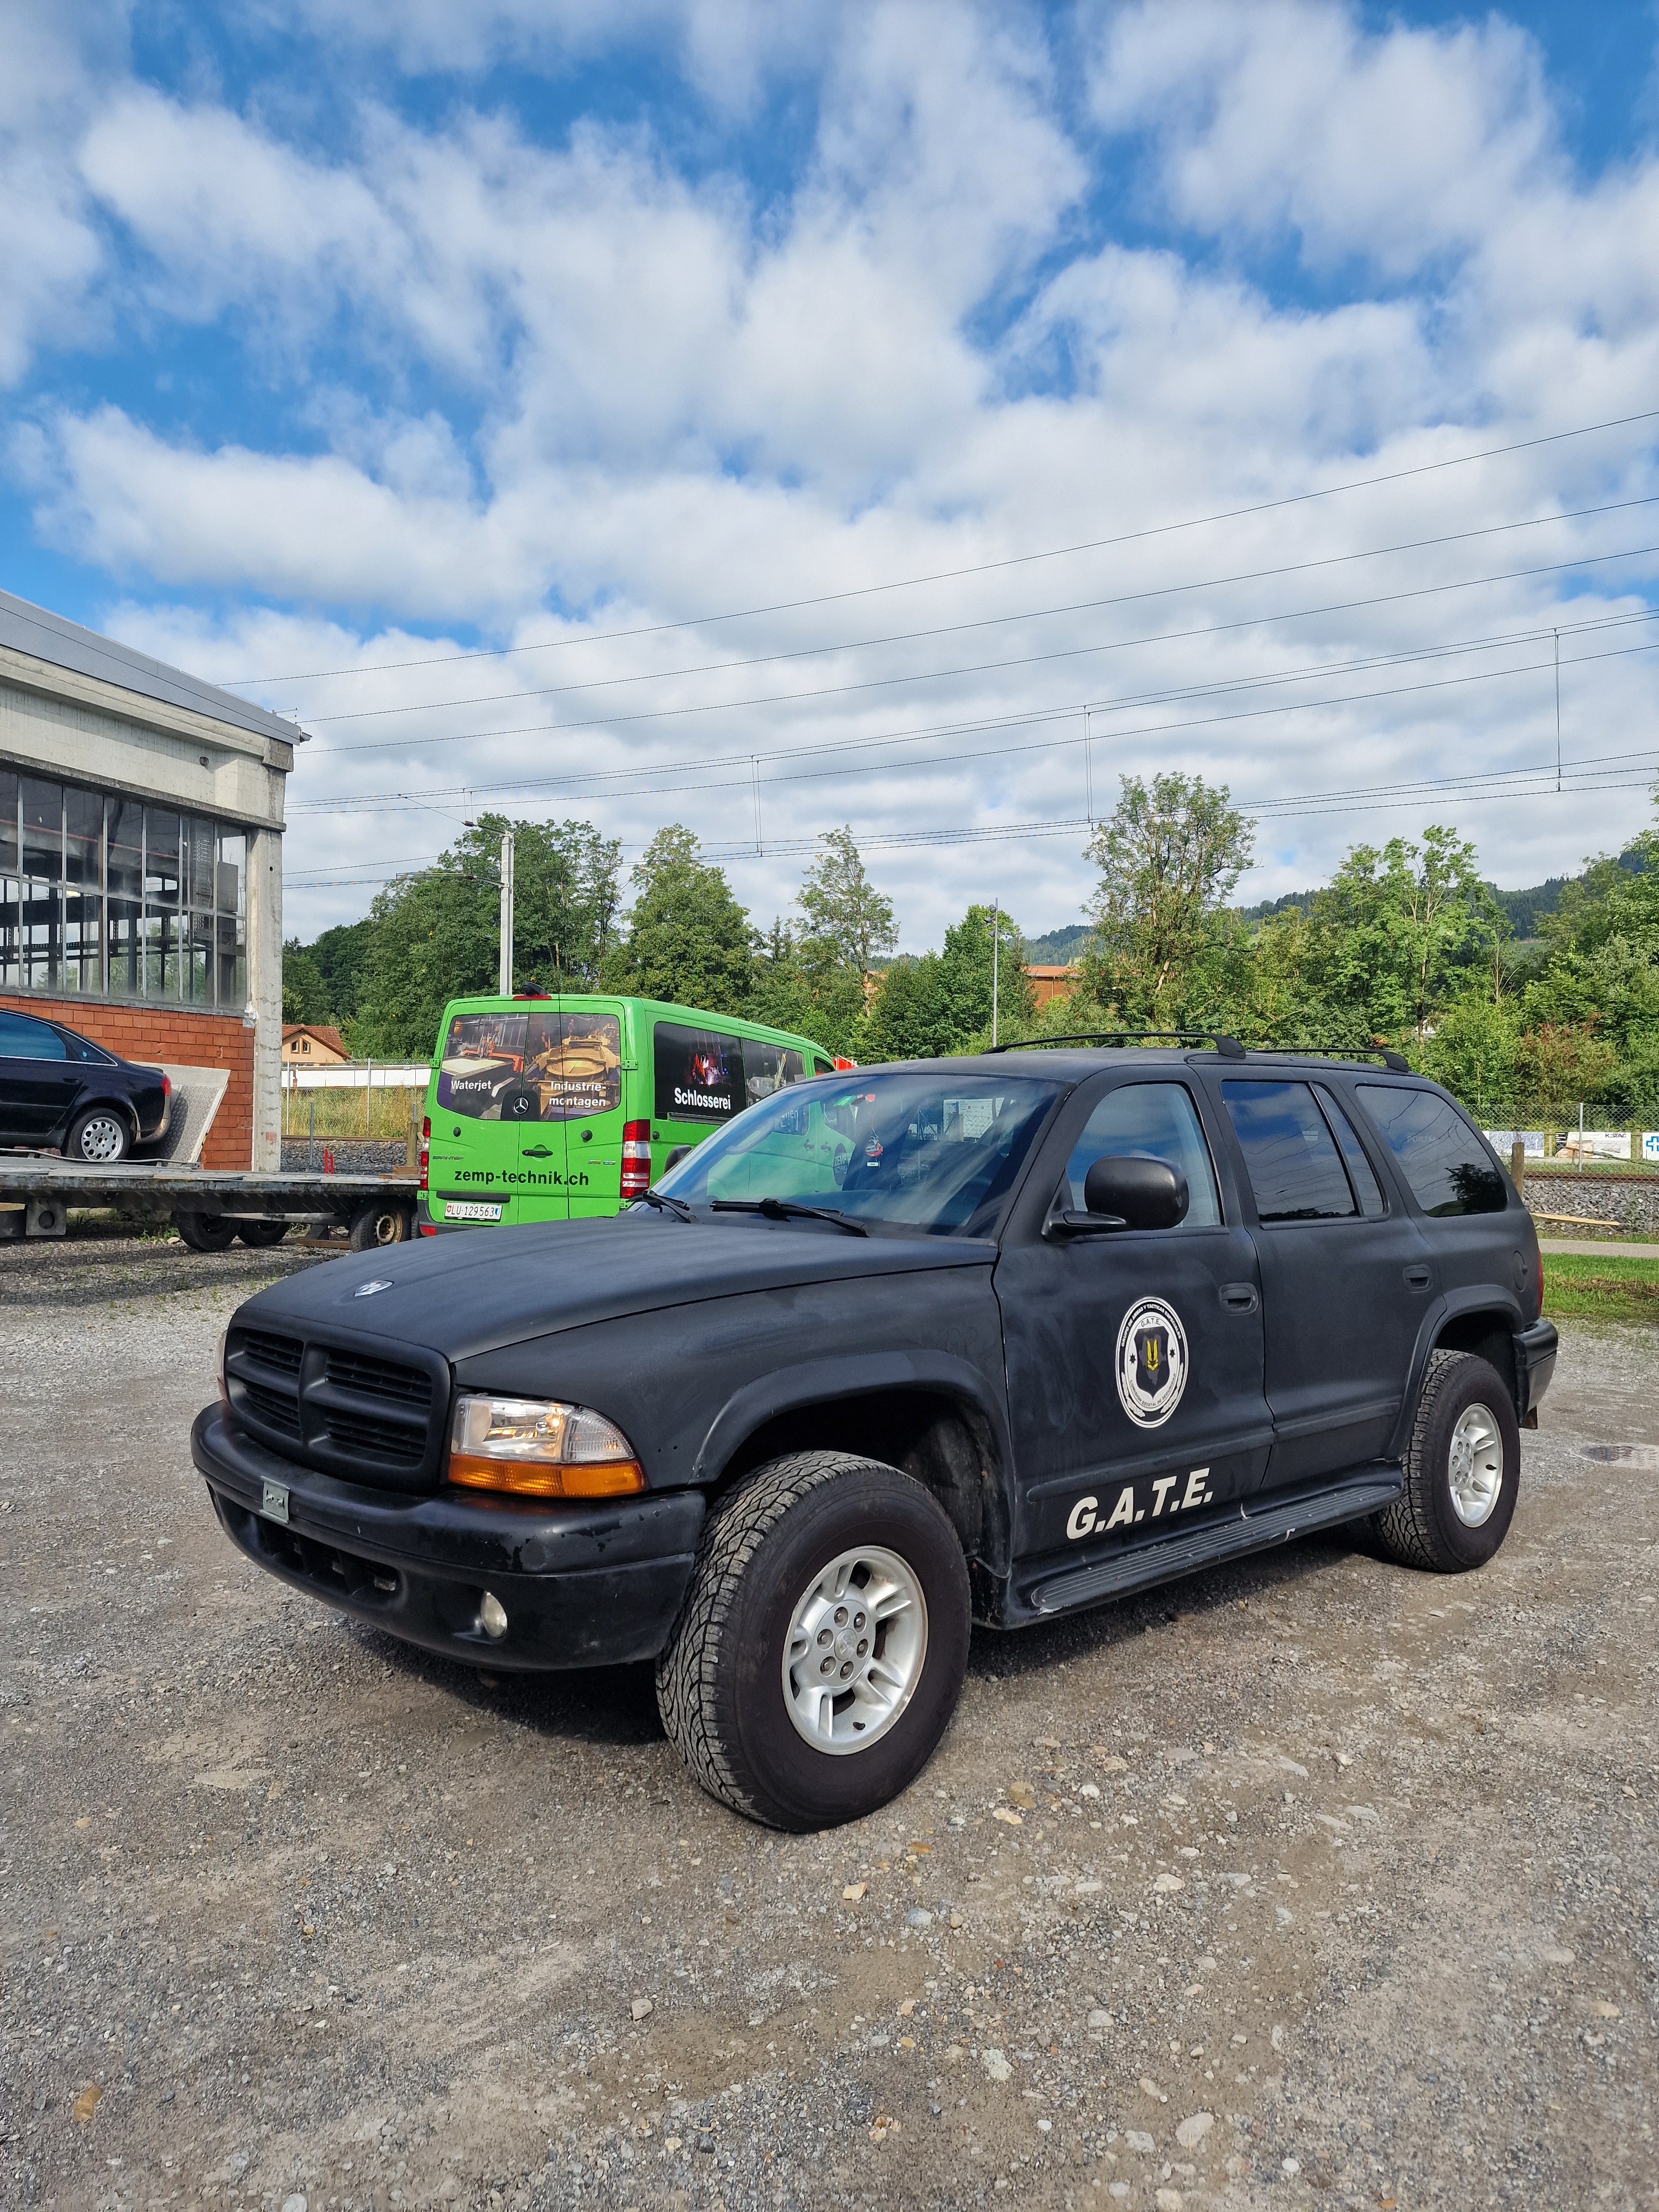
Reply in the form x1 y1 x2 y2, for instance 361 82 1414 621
1025 923 1092 964
1239 849 1647 936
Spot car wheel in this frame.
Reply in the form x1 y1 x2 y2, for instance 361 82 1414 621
1374 1349 1520 1572
66 1108 131 1164
348 1197 410 1251
236 1219 290 1247
655 1450 971 1830
175 1210 236 1253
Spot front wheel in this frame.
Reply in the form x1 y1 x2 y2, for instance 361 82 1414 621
1374 1349 1520 1572
656 1452 971 1830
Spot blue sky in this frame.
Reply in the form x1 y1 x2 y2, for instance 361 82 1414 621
4 0 1659 945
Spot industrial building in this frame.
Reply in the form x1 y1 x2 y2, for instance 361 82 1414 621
0 588 299 1168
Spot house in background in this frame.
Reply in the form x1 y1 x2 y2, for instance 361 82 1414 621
1025 963 1080 1008
282 1022 348 1065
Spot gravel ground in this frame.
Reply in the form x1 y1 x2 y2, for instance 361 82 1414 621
2 1235 1655 2211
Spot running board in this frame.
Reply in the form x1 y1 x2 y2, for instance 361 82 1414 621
1026 1467 1403 1615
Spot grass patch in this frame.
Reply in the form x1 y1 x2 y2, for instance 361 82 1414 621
1542 1250 1659 1323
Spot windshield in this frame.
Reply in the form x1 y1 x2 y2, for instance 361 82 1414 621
653 1070 1061 1236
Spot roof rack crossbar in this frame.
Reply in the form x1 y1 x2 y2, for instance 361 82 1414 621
986 1029 1246 1058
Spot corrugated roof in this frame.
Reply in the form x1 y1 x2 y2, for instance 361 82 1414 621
0 586 306 748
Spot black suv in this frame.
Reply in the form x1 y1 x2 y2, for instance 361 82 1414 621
193 1042 1556 1830
0 1006 170 1161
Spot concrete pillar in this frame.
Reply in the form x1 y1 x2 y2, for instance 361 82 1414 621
248 821 284 1173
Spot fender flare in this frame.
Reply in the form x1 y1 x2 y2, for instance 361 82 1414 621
1390 1283 1527 1455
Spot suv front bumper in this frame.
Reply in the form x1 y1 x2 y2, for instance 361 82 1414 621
191 1405 704 1671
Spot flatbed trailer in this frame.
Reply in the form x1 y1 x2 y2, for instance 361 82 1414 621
0 1159 419 1252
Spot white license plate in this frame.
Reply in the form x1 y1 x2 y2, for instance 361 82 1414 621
445 1199 504 1222
260 1480 289 1524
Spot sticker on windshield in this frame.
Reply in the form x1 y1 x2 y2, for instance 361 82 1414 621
1115 1296 1189 1428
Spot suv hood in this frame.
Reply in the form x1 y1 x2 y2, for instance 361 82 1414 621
237 1212 994 1363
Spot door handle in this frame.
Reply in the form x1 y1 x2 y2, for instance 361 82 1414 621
1219 1282 1259 1313
1403 1264 1432 1291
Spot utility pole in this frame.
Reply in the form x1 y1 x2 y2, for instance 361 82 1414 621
991 900 1000 1049
499 830 514 995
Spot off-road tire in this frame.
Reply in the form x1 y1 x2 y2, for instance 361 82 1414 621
1374 1349 1520 1572
655 1451 971 1831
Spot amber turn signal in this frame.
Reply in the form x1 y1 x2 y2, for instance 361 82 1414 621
447 1454 644 1499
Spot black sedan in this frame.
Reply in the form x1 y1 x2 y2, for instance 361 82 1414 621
0 1007 170 1161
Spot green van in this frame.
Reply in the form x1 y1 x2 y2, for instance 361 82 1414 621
418 994 836 1234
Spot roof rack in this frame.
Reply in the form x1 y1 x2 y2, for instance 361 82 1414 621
1238 1044 1412 1074
985 1030 1246 1058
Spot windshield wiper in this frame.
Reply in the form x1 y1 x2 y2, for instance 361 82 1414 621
710 1197 869 1237
638 1187 695 1222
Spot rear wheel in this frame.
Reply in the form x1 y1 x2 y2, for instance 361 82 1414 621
66 1107 131 1164
175 1210 236 1253
1374 1349 1520 1572
655 1451 971 1830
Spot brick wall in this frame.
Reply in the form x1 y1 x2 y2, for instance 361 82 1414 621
0 990 254 1168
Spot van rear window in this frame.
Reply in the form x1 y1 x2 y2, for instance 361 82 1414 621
437 1011 621 1121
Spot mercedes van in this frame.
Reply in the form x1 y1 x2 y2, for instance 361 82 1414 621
419 994 834 1232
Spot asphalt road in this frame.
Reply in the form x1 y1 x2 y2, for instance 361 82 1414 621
2 1233 1655 2211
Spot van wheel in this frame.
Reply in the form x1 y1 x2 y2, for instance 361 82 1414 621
1374 1349 1520 1572
656 1451 971 1831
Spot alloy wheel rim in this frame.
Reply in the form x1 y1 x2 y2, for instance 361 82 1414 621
78 1115 126 1162
1448 1402 1503 1527
781 1544 928 1756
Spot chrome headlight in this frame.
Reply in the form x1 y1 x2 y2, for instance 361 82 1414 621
446 1393 643 1499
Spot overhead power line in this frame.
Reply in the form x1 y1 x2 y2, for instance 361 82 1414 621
309 539 1659 758
238 402 1659 687
290 492 1659 726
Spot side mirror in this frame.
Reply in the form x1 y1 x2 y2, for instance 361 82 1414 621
1083 1155 1188 1230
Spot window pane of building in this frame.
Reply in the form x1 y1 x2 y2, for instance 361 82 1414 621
186 907 213 1004
144 807 181 907
215 910 246 1009
105 796 142 998
20 779 63 991
216 828 245 917
0 771 17 985
60 786 103 994
187 816 216 911
143 904 184 999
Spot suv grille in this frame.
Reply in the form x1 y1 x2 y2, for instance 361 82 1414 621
224 1324 447 1490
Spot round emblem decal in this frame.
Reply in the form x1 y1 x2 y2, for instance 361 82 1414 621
1115 1296 1189 1429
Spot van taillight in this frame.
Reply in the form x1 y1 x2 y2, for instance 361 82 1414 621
419 1115 430 1193
621 1119 651 1201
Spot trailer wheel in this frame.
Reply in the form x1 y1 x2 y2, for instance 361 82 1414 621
348 1197 410 1251
175 1210 236 1253
236 1219 290 1247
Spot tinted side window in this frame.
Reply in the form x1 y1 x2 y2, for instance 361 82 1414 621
1222 1080 1355 1222
655 1022 744 1123
1356 1084 1507 1216
0 1011 66 1060
1065 1082 1221 1225
1313 1084 1386 1218
742 1037 806 1102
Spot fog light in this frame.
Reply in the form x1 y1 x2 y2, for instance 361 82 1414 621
479 1591 508 1641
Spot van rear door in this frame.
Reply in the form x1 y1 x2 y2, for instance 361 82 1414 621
540 1003 627 1219
430 1006 547 1228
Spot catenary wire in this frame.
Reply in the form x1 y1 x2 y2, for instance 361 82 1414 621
236 403 1659 686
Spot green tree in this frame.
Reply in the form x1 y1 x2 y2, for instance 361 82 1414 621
603 825 753 1014
1305 826 1501 1045
796 827 898 979
1514 1021 1620 1123
281 939 328 1025
1420 992 1524 1118
865 905 1033 1057
353 816 620 1057
1079 773 1254 1027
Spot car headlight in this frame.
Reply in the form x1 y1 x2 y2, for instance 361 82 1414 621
446 1393 644 1499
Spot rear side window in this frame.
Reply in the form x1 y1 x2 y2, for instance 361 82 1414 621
1222 1081 1355 1222
1065 1082 1221 1225
1356 1084 1507 1216
1313 1084 1386 1218
0 1010 66 1060
654 1022 744 1123
742 1037 806 1102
